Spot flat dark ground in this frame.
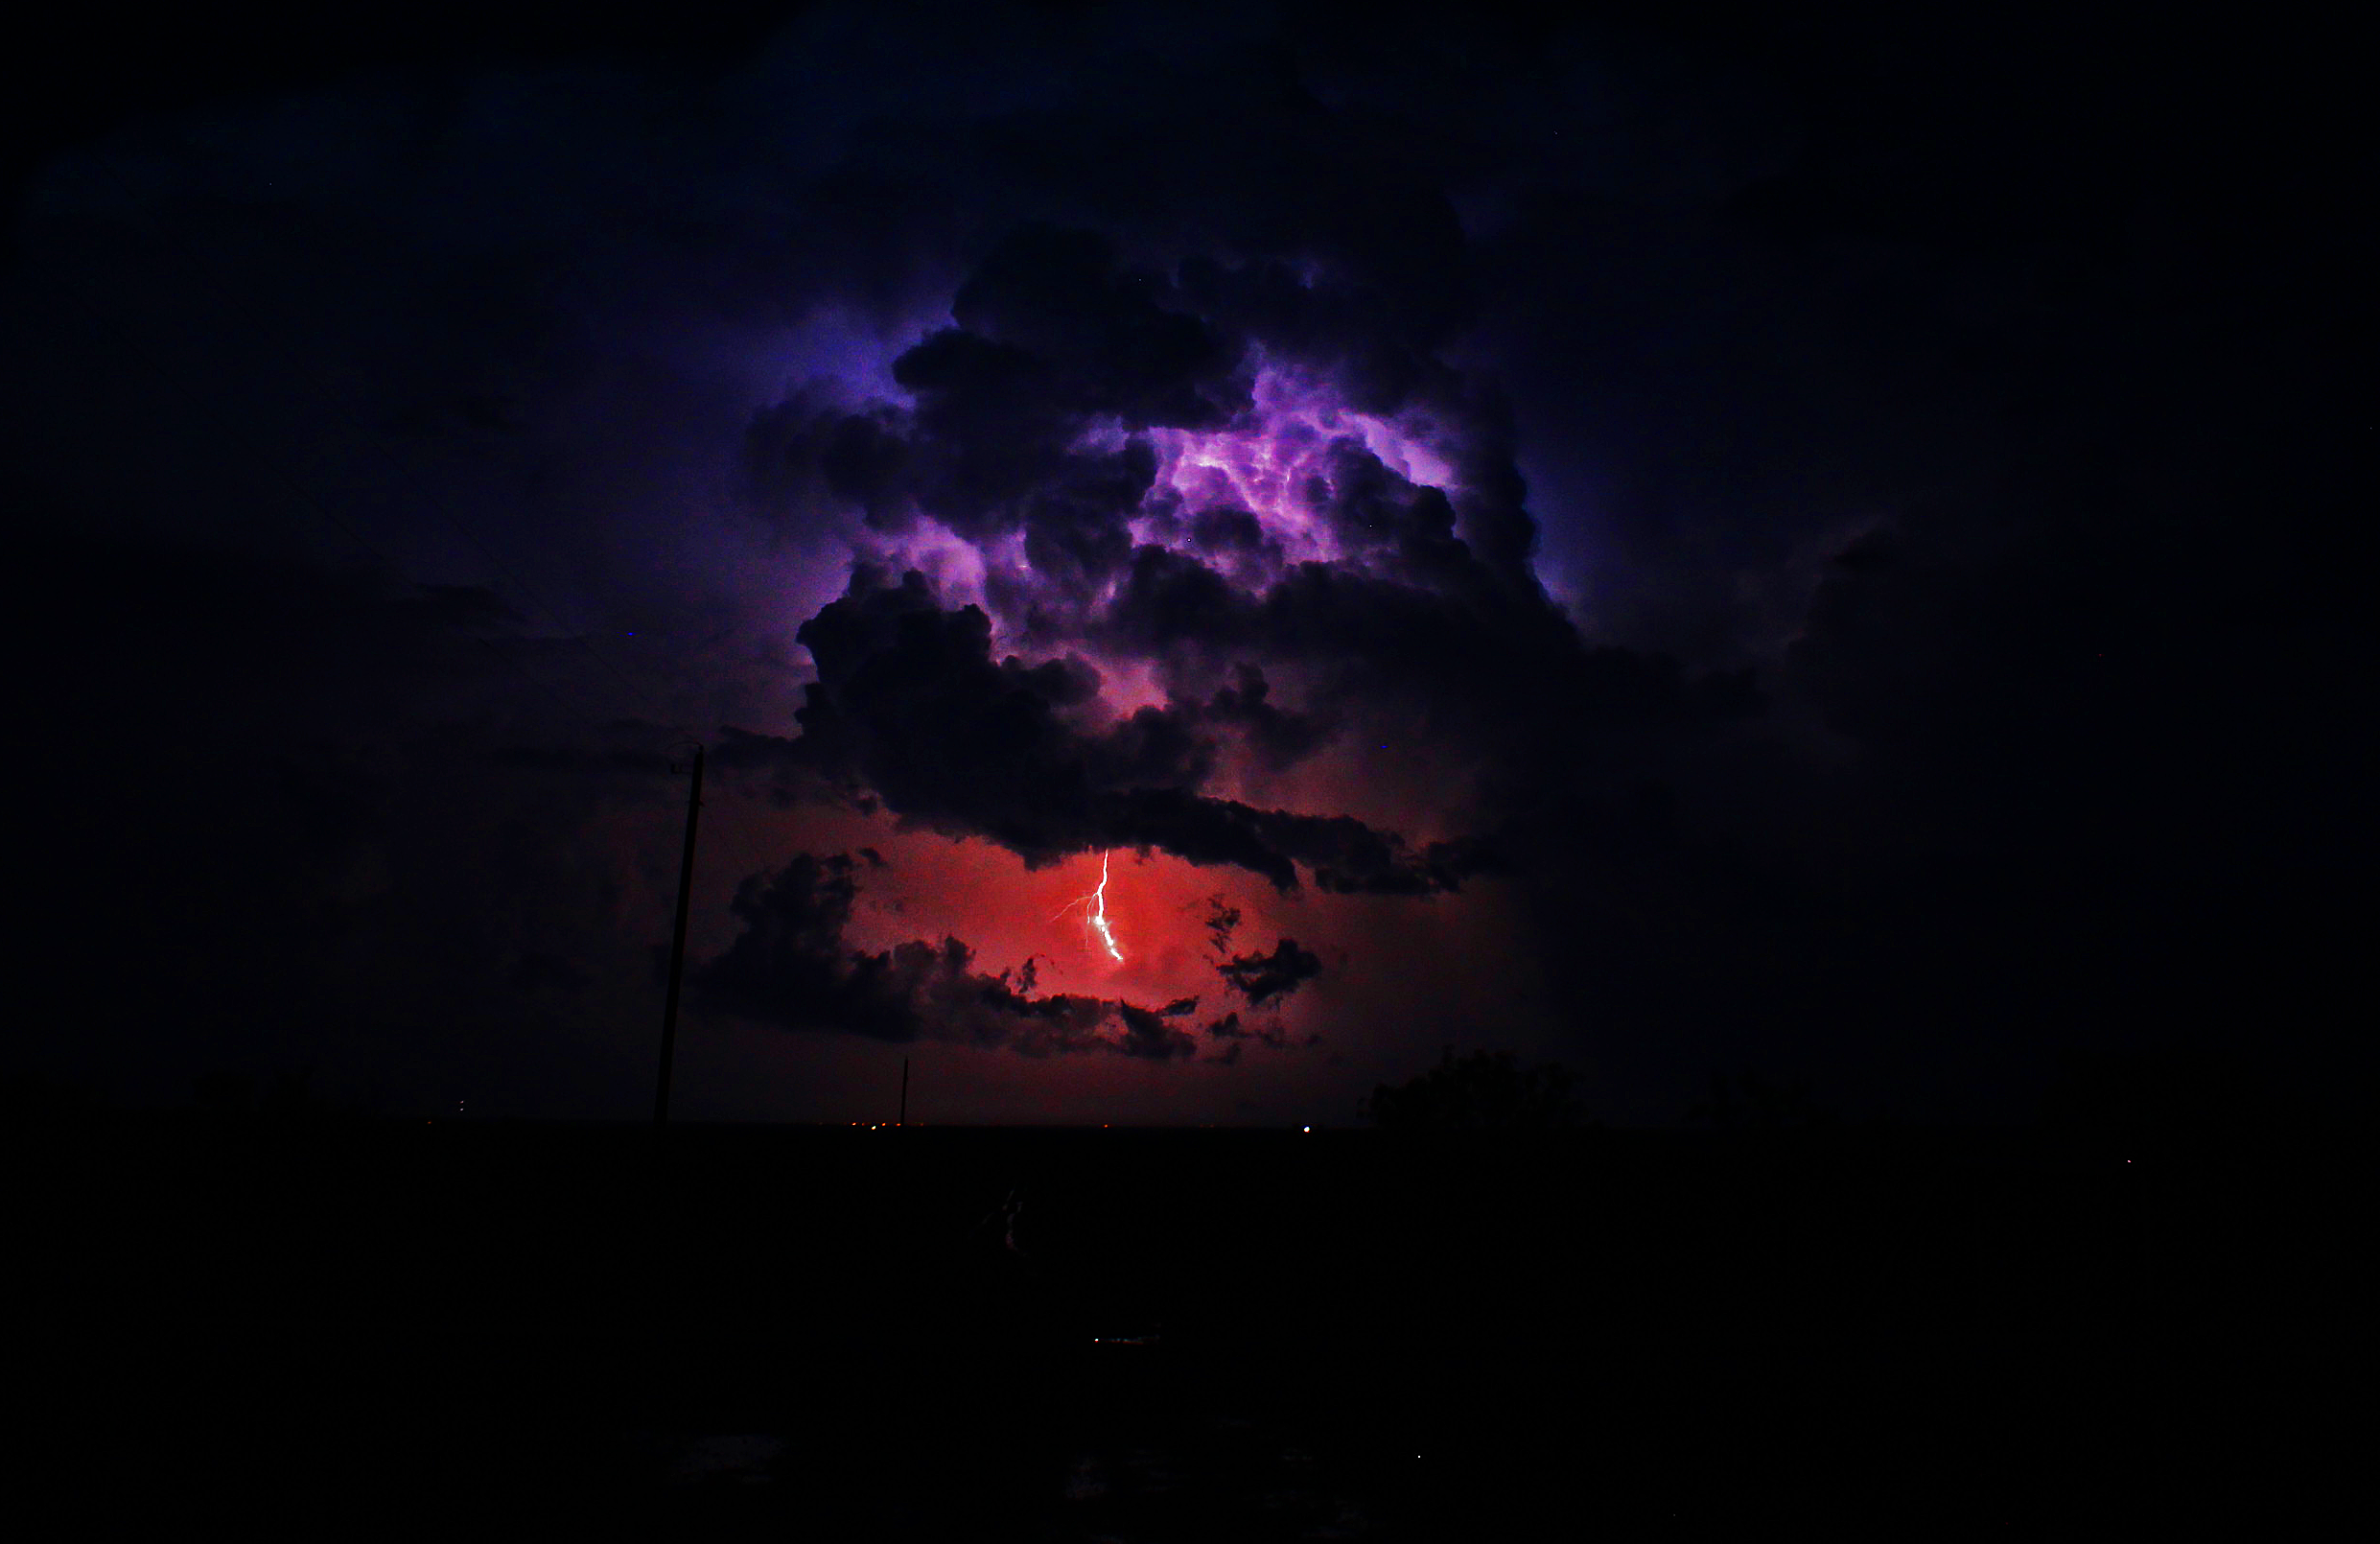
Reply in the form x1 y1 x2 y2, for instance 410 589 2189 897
12 1116 2361 1538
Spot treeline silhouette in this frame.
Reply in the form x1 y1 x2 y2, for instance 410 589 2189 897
1360 1047 1583 1132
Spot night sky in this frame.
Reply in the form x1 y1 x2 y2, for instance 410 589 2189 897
8 0 2367 1127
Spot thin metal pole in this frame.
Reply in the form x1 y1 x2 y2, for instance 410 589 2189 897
653 744 705 1126
899 1058 909 1126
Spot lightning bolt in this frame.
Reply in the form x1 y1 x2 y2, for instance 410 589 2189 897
1089 851 1124 963
1052 850 1126 963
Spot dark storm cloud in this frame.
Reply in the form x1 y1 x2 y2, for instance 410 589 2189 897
1097 537 1761 765
734 210 1768 932
746 222 1238 555
699 853 932 1042
741 213 1558 685
724 565 1492 892
745 396 918 533
697 851 1198 1057
1192 1010 1299 1057
1202 664 1333 772
1114 1001 1199 1061
1218 937 1323 1007
948 223 1247 430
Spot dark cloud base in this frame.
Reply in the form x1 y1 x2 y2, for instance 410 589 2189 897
697 850 1321 1061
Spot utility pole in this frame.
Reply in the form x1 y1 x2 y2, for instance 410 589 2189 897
899 1058 909 1127
653 743 705 1127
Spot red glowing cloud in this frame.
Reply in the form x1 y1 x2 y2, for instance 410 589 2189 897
707 230 1611 1068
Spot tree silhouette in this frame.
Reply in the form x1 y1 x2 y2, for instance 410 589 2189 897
1360 1048 1582 1132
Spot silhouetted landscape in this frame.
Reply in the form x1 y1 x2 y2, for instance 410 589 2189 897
17 1074 2359 1536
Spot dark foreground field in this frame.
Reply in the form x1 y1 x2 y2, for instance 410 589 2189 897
12 1117 2359 1537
